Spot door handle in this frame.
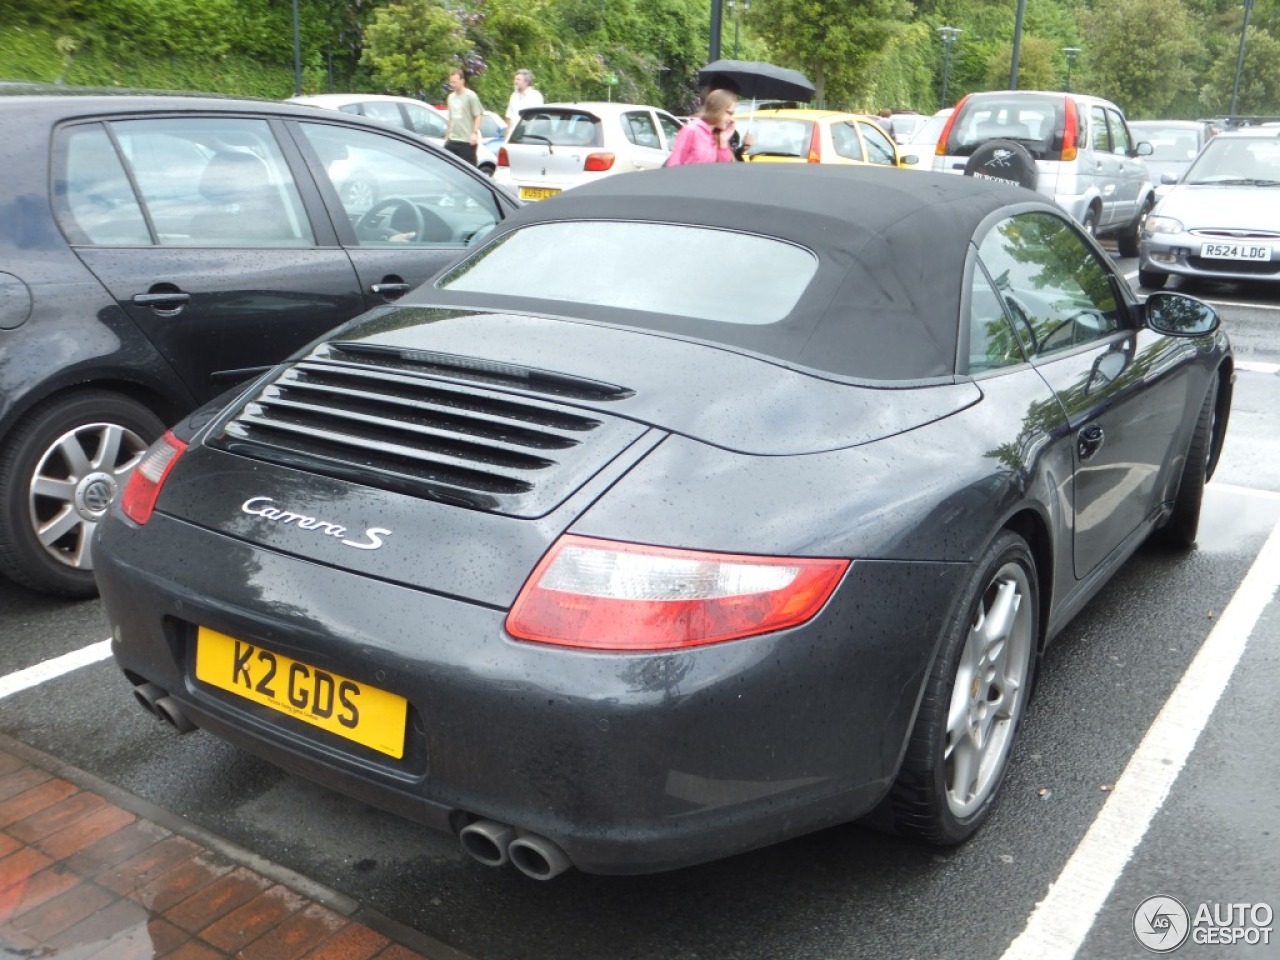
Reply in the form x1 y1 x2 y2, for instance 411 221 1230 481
1077 424 1105 461
132 292 190 309
370 282 411 298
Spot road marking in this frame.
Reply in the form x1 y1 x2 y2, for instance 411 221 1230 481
1214 482 1280 500
1237 360 1280 375
0 639 112 701
1000 515 1280 960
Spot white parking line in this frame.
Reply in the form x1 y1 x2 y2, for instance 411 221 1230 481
1000 515 1280 960
1237 360 1280 375
0 638 112 701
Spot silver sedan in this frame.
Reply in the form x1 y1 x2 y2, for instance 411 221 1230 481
1139 126 1280 289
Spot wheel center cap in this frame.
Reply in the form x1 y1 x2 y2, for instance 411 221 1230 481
75 472 118 519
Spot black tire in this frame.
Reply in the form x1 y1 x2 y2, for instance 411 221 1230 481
1080 205 1099 238
1117 199 1152 258
1157 374 1218 549
890 531 1039 844
962 139 1039 190
0 391 165 597
1138 266 1167 290
478 162 496 178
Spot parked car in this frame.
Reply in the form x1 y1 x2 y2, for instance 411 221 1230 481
289 93 501 176
1129 119 1215 195
495 102 684 200
1138 126 1280 288
738 109 916 167
933 90 1156 254
902 108 953 169
0 89 518 597
96 165 1231 880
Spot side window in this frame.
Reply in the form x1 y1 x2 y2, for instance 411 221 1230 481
1090 106 1111 154
830 122 863 161
623 111 660 149
404 103 448 139
977 212 1126 359
55 123 150 246
1107 110 1132 155
478 113 503 140
110 117 313 247
359 101 407 129
859 122 898 165
657 113 682 150
967 268 1026 373
298 121 501 247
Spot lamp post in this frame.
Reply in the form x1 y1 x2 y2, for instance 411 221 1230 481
710 0 723 62
1229 0 1255 117
938 27 961 110
1009 0 1027 89
728 0 750 58
291 0 301 96
1063 47 1080 92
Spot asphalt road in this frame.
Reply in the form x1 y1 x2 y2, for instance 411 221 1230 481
2 263 1278 960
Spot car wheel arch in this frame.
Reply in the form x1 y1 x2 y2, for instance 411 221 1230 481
1002 508 1054 653
2 377 184 444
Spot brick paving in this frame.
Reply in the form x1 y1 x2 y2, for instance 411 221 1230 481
0 742 454 960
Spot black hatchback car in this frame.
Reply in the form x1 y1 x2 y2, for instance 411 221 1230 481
0 88 519 597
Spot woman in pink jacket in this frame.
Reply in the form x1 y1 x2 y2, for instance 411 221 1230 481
666 89 741 166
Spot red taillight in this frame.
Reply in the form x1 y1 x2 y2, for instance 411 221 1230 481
806 124 822 163
1061 98 1079 161
583 152 615 172
119 431 187 525
506 535 849 651
498 146 509 167
935 95 967 156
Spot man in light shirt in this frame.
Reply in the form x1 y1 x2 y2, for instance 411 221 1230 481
505 69 544 130
445 68 484 165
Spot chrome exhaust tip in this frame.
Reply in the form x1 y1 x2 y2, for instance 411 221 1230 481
459 819 515 867
154 696 198 734
132 682 166 717
508 833 573 880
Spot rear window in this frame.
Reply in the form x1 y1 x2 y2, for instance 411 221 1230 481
510 111 602 148
742 117 815 159
439 221 816 325
944 95 1065 161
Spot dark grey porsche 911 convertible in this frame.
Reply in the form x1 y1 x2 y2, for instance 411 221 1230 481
95 164 1232 879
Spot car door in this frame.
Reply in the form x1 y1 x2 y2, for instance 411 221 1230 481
620 109 669 170
855 120 901 167
656 111 683 152
977 211 1193 577
1106 108 1147 223
1087 104 1126 229
290 118 511 300
54 115 363 402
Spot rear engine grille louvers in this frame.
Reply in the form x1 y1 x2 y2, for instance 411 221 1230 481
208 345 644 517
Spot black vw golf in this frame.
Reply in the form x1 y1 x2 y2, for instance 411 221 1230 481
95 165 1232 879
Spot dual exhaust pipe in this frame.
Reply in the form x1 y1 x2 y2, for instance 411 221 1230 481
132 681 570 879
132 681 197 734
459 819 573 880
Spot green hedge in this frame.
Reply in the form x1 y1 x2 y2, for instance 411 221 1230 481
0 25 311 98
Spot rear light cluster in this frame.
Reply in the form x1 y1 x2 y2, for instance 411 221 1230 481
1061 98 1079 161
506 535 849 651
935 96 966 156
806 125 822 164
120 431 187 525
498 147 509 167
583 152 616 172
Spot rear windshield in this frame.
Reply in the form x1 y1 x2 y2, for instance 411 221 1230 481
944 95 1065 161
509 110 602 148
741 117 815 159
439 220 817 326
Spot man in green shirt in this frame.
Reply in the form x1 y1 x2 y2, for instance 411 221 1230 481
445 68 484 166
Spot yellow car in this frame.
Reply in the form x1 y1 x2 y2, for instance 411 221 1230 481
737 109 919 168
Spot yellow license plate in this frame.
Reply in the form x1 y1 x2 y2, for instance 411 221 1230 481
519 186 561 200
195 627 407 759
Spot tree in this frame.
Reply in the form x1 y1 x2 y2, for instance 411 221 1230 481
751 0 913 104
1199 24 1280 113
361 0 474 97
1080 0 1199 115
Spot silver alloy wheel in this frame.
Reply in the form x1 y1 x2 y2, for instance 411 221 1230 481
944 560 1035 818
27 422 149 570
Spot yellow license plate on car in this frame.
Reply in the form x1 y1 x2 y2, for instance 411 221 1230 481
195 627 407 759
520 186 561 200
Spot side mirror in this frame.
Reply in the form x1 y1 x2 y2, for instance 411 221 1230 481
1136 141 1154 157
1161 172 1178 184
1144 292 1219 336
900 154 920 166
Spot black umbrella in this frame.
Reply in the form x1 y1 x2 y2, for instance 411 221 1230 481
697 59 815 102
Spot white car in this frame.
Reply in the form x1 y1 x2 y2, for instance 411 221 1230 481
495 102 683 201
289 93 501 176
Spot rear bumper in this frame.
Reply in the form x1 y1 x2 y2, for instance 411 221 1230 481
96 511 966 874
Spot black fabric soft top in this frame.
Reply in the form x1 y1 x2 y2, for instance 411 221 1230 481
428 165 1048 381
